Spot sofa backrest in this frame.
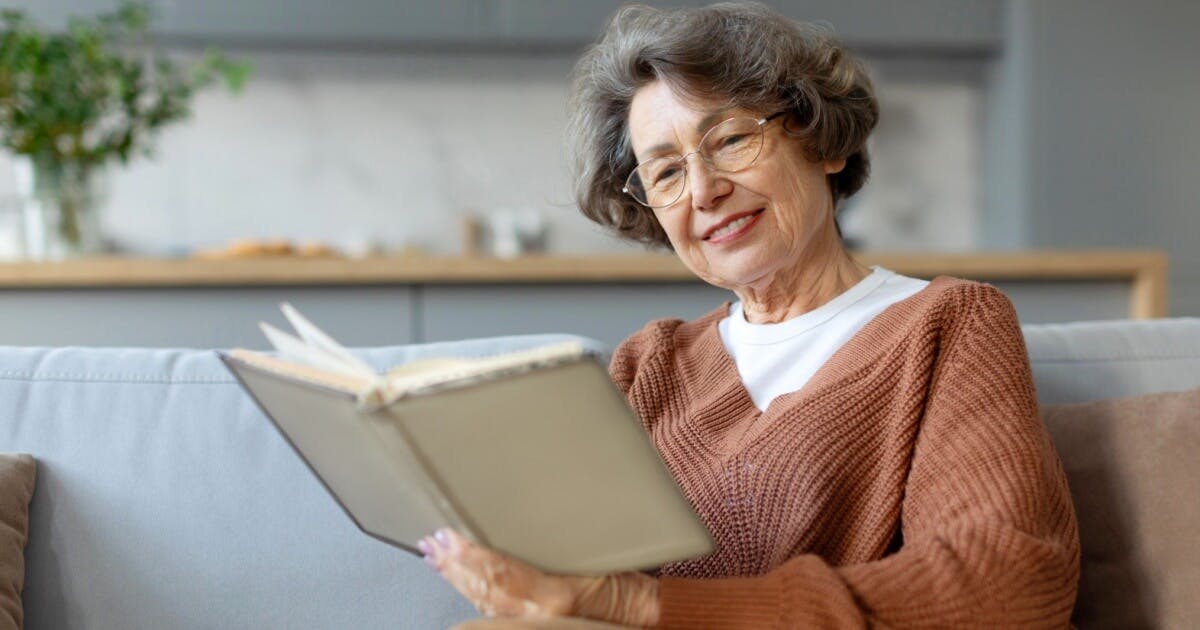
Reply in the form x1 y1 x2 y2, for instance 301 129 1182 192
1023 318 1200 404
1 319 1197 629
0 335 603 630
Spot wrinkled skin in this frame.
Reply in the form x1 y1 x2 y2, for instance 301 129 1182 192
628 80 866 324
419 529 659 626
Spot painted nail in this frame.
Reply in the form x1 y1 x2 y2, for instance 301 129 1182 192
434 529 450 547
416 539 431 555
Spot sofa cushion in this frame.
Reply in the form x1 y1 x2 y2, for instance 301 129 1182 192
0 453 35 630
1042 386 1200 629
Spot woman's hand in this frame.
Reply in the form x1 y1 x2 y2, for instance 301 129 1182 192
419 529 660 627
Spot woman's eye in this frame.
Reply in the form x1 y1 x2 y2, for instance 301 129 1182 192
652 166 681 185
724 132 753 147
719 134 748 148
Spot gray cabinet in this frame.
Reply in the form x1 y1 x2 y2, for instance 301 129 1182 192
0 286 415 349
161 1 489 46
420 283 734 347
0 279 1135 349
490 1 627 46
492 0 1002 51
418 279 1129 348
6 0 173 27
6 0 487 45
13 0 1002 53
772 0 1003 51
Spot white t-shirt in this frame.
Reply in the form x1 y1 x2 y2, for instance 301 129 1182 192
718 266 929 411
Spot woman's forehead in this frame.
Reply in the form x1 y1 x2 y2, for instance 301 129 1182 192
628 82 756 157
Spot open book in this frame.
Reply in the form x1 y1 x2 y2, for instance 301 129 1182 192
219 304 714 575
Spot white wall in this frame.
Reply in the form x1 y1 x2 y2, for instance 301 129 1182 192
0 49 981 257
1 53 609 256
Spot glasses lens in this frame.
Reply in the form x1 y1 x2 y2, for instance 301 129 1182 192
622 117 766 208
701 117 764 173
626 156 685 207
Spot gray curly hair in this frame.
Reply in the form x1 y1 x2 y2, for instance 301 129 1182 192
567 2 879 248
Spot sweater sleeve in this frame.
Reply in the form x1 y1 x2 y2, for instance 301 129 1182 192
655 285 1081 628
609 319 682 431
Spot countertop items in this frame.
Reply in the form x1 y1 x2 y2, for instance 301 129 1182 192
191 238 340 259
461 210 548 259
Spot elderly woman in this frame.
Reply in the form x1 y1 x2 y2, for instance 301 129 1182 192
419 3 1080 627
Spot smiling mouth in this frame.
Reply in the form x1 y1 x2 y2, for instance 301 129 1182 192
704 209 764 241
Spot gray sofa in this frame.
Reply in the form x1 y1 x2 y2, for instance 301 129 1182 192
2 320 1198 629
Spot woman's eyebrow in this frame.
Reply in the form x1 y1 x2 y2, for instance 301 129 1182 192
696 109 732 134
642 141 677 158
635 109 734 160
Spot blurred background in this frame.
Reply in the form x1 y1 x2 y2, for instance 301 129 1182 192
0 0 1196 347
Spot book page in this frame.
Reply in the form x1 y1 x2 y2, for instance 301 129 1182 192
227 348 370 394
381 341 587 393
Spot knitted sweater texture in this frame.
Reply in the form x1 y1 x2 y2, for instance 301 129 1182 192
608 278 1080 628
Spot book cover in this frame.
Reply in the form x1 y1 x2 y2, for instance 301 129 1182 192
220 304 714 574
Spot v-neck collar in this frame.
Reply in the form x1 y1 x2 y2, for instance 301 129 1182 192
726 266 892 345
673 276 963 457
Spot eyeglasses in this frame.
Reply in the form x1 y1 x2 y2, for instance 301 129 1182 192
623 111 787 208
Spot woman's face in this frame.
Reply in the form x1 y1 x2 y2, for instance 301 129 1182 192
626 80 846 293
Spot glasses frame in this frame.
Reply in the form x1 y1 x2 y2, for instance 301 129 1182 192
622 110 789 209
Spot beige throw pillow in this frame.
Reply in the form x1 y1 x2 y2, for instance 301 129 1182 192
0 453 35 630
1042 387 1200 630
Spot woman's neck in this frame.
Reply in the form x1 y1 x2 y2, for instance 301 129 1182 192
735 246 870 324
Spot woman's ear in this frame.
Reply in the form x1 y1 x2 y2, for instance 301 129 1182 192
823 158 847 174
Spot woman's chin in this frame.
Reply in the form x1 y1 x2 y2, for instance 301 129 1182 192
694 256 780 292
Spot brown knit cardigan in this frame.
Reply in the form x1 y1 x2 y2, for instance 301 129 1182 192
608 277 1080 628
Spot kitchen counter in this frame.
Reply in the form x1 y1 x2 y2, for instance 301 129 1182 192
0 250 1167 318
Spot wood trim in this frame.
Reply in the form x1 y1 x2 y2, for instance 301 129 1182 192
1127 252 1170 319
0 250 1170 317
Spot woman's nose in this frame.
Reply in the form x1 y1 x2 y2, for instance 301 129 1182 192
685 155 734 211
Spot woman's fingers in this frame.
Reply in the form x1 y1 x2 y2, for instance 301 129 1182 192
421 529 575 618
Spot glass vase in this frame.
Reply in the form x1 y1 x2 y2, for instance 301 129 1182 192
13 156 108 259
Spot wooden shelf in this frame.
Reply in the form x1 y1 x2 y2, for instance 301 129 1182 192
0 250 1168 317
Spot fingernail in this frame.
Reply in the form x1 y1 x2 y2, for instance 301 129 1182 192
416 539 431 555
434 529 450 547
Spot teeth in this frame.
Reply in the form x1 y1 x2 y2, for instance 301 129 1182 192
709 213 756 239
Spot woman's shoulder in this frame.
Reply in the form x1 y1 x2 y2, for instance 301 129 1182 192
607 317 682 395
898 276 1024 348
618 303 727 352
884 275 1015 322
922 276 1019 320
853 276 1022 355
608 304 728 390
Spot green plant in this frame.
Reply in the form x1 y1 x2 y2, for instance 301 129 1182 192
0 1 248 168
0 1 248 255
